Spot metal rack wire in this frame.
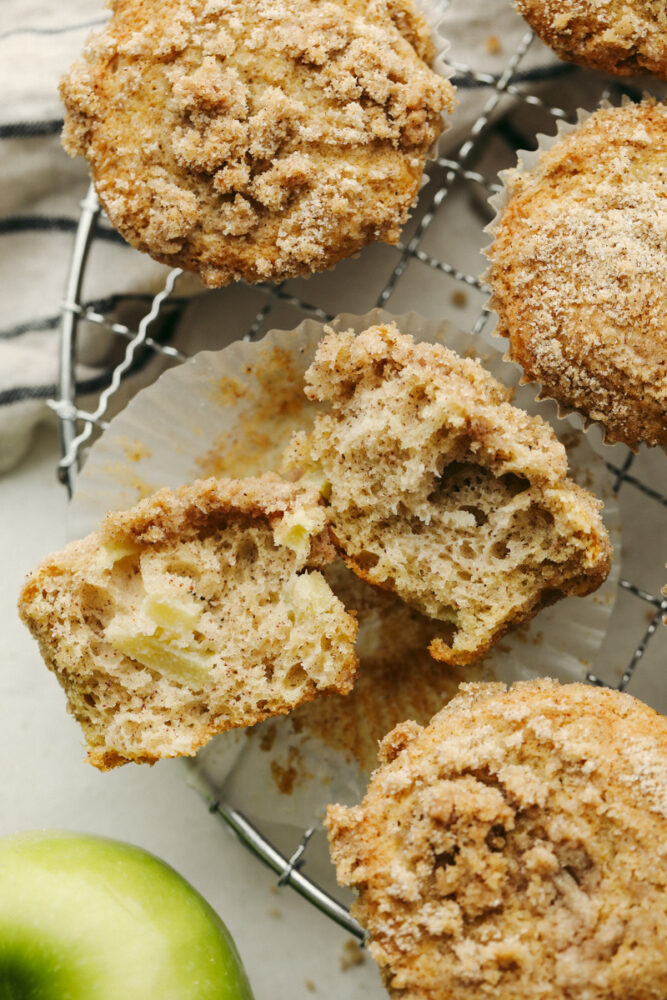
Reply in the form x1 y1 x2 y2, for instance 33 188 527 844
52 4 667 942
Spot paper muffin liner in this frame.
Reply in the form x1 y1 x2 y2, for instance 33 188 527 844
415 0 453 78
415 0 457 165
483 95 655 453
69 308 620 829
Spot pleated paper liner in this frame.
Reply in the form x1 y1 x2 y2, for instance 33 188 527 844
69 308 620 828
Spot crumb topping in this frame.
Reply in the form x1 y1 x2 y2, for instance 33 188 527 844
60 0 455 286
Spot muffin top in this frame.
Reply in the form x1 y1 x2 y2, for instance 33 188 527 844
486 100 667 450
515 0 667 79
60 0 454 287
327 679 667 1000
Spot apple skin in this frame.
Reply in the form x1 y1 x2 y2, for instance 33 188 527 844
0 830 254 1000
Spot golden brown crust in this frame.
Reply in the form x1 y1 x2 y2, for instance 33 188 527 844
19 475 358 769
286 323 612 665
59 0 455 287
515 0 667 78
487 100 667 450
327 679 667 1000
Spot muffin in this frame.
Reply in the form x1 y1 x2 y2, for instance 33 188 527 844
18 475 358 769
327 679 667 1000
59 0 455 287
285 322 612 666
515 0 667 79
486 100 667 450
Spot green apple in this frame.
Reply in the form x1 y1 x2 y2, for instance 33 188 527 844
0 830 254 1000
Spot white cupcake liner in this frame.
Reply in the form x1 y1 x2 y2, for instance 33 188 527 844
417 0 457 166
483 94 658 453
69 308 621 829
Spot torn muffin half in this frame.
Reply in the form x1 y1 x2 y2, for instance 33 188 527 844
285 323 611 665
18 475 358 769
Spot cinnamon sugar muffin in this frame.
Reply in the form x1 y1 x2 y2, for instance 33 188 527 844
327 679 667 1000
18 475 358 769
286 323 611 666
59 0 455 287
515 0 667 79
487 100 667 450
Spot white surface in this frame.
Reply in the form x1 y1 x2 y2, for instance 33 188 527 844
0 423 384 1000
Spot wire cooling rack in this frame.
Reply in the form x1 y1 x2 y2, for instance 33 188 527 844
52 2 667 943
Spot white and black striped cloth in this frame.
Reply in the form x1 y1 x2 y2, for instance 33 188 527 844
0 0 611 472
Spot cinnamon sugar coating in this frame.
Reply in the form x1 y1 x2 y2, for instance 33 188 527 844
327 679 667 1000
59 0 454 287
515 0 667 79
487 101 667 450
